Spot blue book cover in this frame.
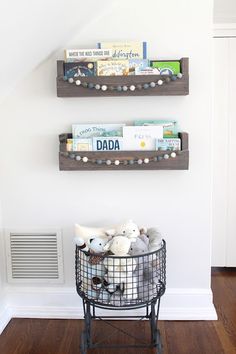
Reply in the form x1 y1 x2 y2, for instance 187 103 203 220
64 62 96 78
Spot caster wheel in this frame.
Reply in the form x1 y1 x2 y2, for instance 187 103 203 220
80 331 87 354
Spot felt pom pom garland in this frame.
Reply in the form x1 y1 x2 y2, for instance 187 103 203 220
63 73 183 92
64 150 184 166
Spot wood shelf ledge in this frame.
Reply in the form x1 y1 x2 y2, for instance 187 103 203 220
56 58 189 97
59 132 189 171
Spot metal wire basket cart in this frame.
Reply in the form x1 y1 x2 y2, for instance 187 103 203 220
76 239 166 353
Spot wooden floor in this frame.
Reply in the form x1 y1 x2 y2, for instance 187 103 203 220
0 268 235 354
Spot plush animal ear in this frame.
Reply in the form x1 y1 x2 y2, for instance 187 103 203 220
140 227 147 234
105 228 116 236
103 239 113 251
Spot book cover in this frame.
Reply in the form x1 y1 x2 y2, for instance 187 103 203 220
150 61 180 75
128 59 149 75
64 48 112 62
98 42 147 60
156 138 181 151
93 137 123 151
97 60 129 76
135 67 160 75
72 138 93 151
64 62 96 78
66 139 73 151
134 120 178 138
72 124 125 139
123 126 163 151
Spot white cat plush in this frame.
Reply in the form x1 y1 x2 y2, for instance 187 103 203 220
106 220 140 243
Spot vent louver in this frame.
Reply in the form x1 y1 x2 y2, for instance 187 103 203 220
6 231 64 283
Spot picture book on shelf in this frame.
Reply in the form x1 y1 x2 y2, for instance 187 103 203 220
97 42 147 60
156 138 181 151
134 120 178 138
128 59 149 75
123 126 163 151
93 137 123 151
97 60 129 76
72 138 93 151
150 61 180 75
64 62 96 78
64 48 112 62
72 124 125 138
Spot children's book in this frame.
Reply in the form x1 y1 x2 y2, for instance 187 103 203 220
72 124 125 138
123 126 163 151
128 59 149 75
134 120 178 138
98 42 147 60
93 137 123 151
97 60 129 76
64 62 96 78
64 48 112 62
156 138 181 151
72 139 93 151
150 61 180 75
135 67 160 75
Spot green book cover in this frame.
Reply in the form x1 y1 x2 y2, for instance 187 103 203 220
134 120 178 138
150 61 180 75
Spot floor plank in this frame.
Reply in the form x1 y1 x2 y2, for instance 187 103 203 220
0 269 235 354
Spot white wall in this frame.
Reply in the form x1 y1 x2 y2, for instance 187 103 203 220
0 0 216 322
0 0 113 101
214 0 236 23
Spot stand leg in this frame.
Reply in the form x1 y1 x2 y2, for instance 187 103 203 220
80 300 92 353
149 299 163 354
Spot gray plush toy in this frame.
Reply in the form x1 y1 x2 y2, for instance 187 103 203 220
145 227 163 252
129 234 158 301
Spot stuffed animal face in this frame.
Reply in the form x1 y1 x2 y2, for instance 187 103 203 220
89 237 107 254
129 235 149 256
146 228 162 243
115 220 140 240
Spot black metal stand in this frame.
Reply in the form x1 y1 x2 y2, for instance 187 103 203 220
80 298 163 353
76 240 166 353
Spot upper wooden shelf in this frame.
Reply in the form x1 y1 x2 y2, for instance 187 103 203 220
56 58 189 97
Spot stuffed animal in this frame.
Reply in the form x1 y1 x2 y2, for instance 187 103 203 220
74 224 110 252
129 234 159 301
143 227 163 252
106 220 140 243
103 236 138 300
129 234 149 255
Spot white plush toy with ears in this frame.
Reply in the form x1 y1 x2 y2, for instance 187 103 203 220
103 236 138 300
74 224 110 252
106 220 140 243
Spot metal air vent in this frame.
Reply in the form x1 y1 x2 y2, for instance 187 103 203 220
5 230 64 283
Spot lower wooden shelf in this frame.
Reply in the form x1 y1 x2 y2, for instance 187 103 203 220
59 132 189 171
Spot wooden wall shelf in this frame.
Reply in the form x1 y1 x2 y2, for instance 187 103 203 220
59 132 189 171
56 58 189 97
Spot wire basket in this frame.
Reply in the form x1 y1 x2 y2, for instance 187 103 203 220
76 239 166 309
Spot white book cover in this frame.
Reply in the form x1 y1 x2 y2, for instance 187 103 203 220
93 137 123 151
123 126 163 151
65 49 112 62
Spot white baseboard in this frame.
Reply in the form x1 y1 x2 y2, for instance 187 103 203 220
0 305 12 335
4 286 217 322
0 286 217 334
